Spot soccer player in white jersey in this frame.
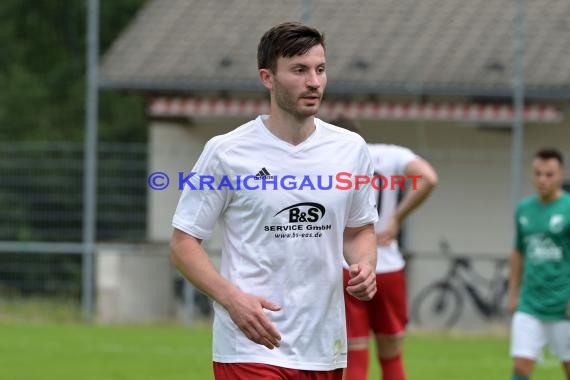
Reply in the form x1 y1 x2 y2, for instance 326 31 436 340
333 116 438 380
170 22 378 380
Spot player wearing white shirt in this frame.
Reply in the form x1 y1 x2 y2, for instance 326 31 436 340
170 23 378 380
367 144 418 274
334 117 438 380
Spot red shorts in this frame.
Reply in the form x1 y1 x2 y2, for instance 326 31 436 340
343 268 408 338
213 362 343 380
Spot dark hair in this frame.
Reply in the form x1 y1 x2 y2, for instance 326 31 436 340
257 21 325 73
328 115 361 134
534 148 564 165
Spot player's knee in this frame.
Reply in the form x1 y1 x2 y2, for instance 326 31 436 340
347 337 369 351
375 335 404 358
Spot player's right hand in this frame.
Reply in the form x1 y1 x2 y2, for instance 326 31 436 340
346 263 377 301
224 290 282 350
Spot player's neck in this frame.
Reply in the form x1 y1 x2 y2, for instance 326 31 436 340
538 188 562 204
264 109 316 146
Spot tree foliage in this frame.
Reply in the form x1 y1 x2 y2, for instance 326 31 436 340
0 0 148 142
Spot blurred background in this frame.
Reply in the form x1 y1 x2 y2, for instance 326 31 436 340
2 0 570 335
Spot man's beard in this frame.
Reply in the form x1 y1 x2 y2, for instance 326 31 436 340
274 84 321 120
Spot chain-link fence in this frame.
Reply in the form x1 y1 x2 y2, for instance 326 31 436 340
0 142 147 319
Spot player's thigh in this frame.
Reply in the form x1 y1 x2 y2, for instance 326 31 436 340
214 363 343 380
343 269 370 339
370 270 408 336
546 319 570 361
510 312 547 360
213 362 292 379
303 368 343 380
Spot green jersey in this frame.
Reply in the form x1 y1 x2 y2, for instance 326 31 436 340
514 191 570 320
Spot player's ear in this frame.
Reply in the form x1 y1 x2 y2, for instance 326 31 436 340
259 68 273 91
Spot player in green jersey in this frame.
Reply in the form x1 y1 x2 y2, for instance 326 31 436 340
507 148 570 380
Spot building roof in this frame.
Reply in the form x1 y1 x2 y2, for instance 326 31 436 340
100 0 570 98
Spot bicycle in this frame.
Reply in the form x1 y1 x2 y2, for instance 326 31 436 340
410 240 509 330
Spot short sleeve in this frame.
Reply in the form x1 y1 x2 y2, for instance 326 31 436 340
346 141 379 228
390 146 417 174
172 139 231 240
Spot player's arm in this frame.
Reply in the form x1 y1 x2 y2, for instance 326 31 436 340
170 229 281 349
378 158 438 245
507 249 523 314
343 223 377 301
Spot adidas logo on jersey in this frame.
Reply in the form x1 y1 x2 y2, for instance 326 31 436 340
256 167 270 177
254 167 274 180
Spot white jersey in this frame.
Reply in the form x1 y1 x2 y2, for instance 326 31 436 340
172 115 378 371
343 144 417 273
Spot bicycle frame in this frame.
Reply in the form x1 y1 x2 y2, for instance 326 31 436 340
411 241 510 329
445 256 508 318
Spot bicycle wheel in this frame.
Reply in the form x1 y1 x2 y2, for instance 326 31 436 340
411 282 463 330
494 278 509 319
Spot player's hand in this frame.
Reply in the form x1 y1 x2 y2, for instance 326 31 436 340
346 263 377 301
377 216 400 246
224 290 282 350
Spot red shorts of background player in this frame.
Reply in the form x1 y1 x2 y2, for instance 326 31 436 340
343 268 408 338
213 362 344 380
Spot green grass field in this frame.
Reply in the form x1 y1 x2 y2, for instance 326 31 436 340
0 321 565 380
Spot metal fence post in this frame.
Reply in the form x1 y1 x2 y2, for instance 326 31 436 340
82 0 100 323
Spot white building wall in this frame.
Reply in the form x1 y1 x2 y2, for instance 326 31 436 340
148 122 205 242
148 118 249 250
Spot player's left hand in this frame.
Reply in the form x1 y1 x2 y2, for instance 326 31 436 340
377 216 400 246
346 263 376 301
